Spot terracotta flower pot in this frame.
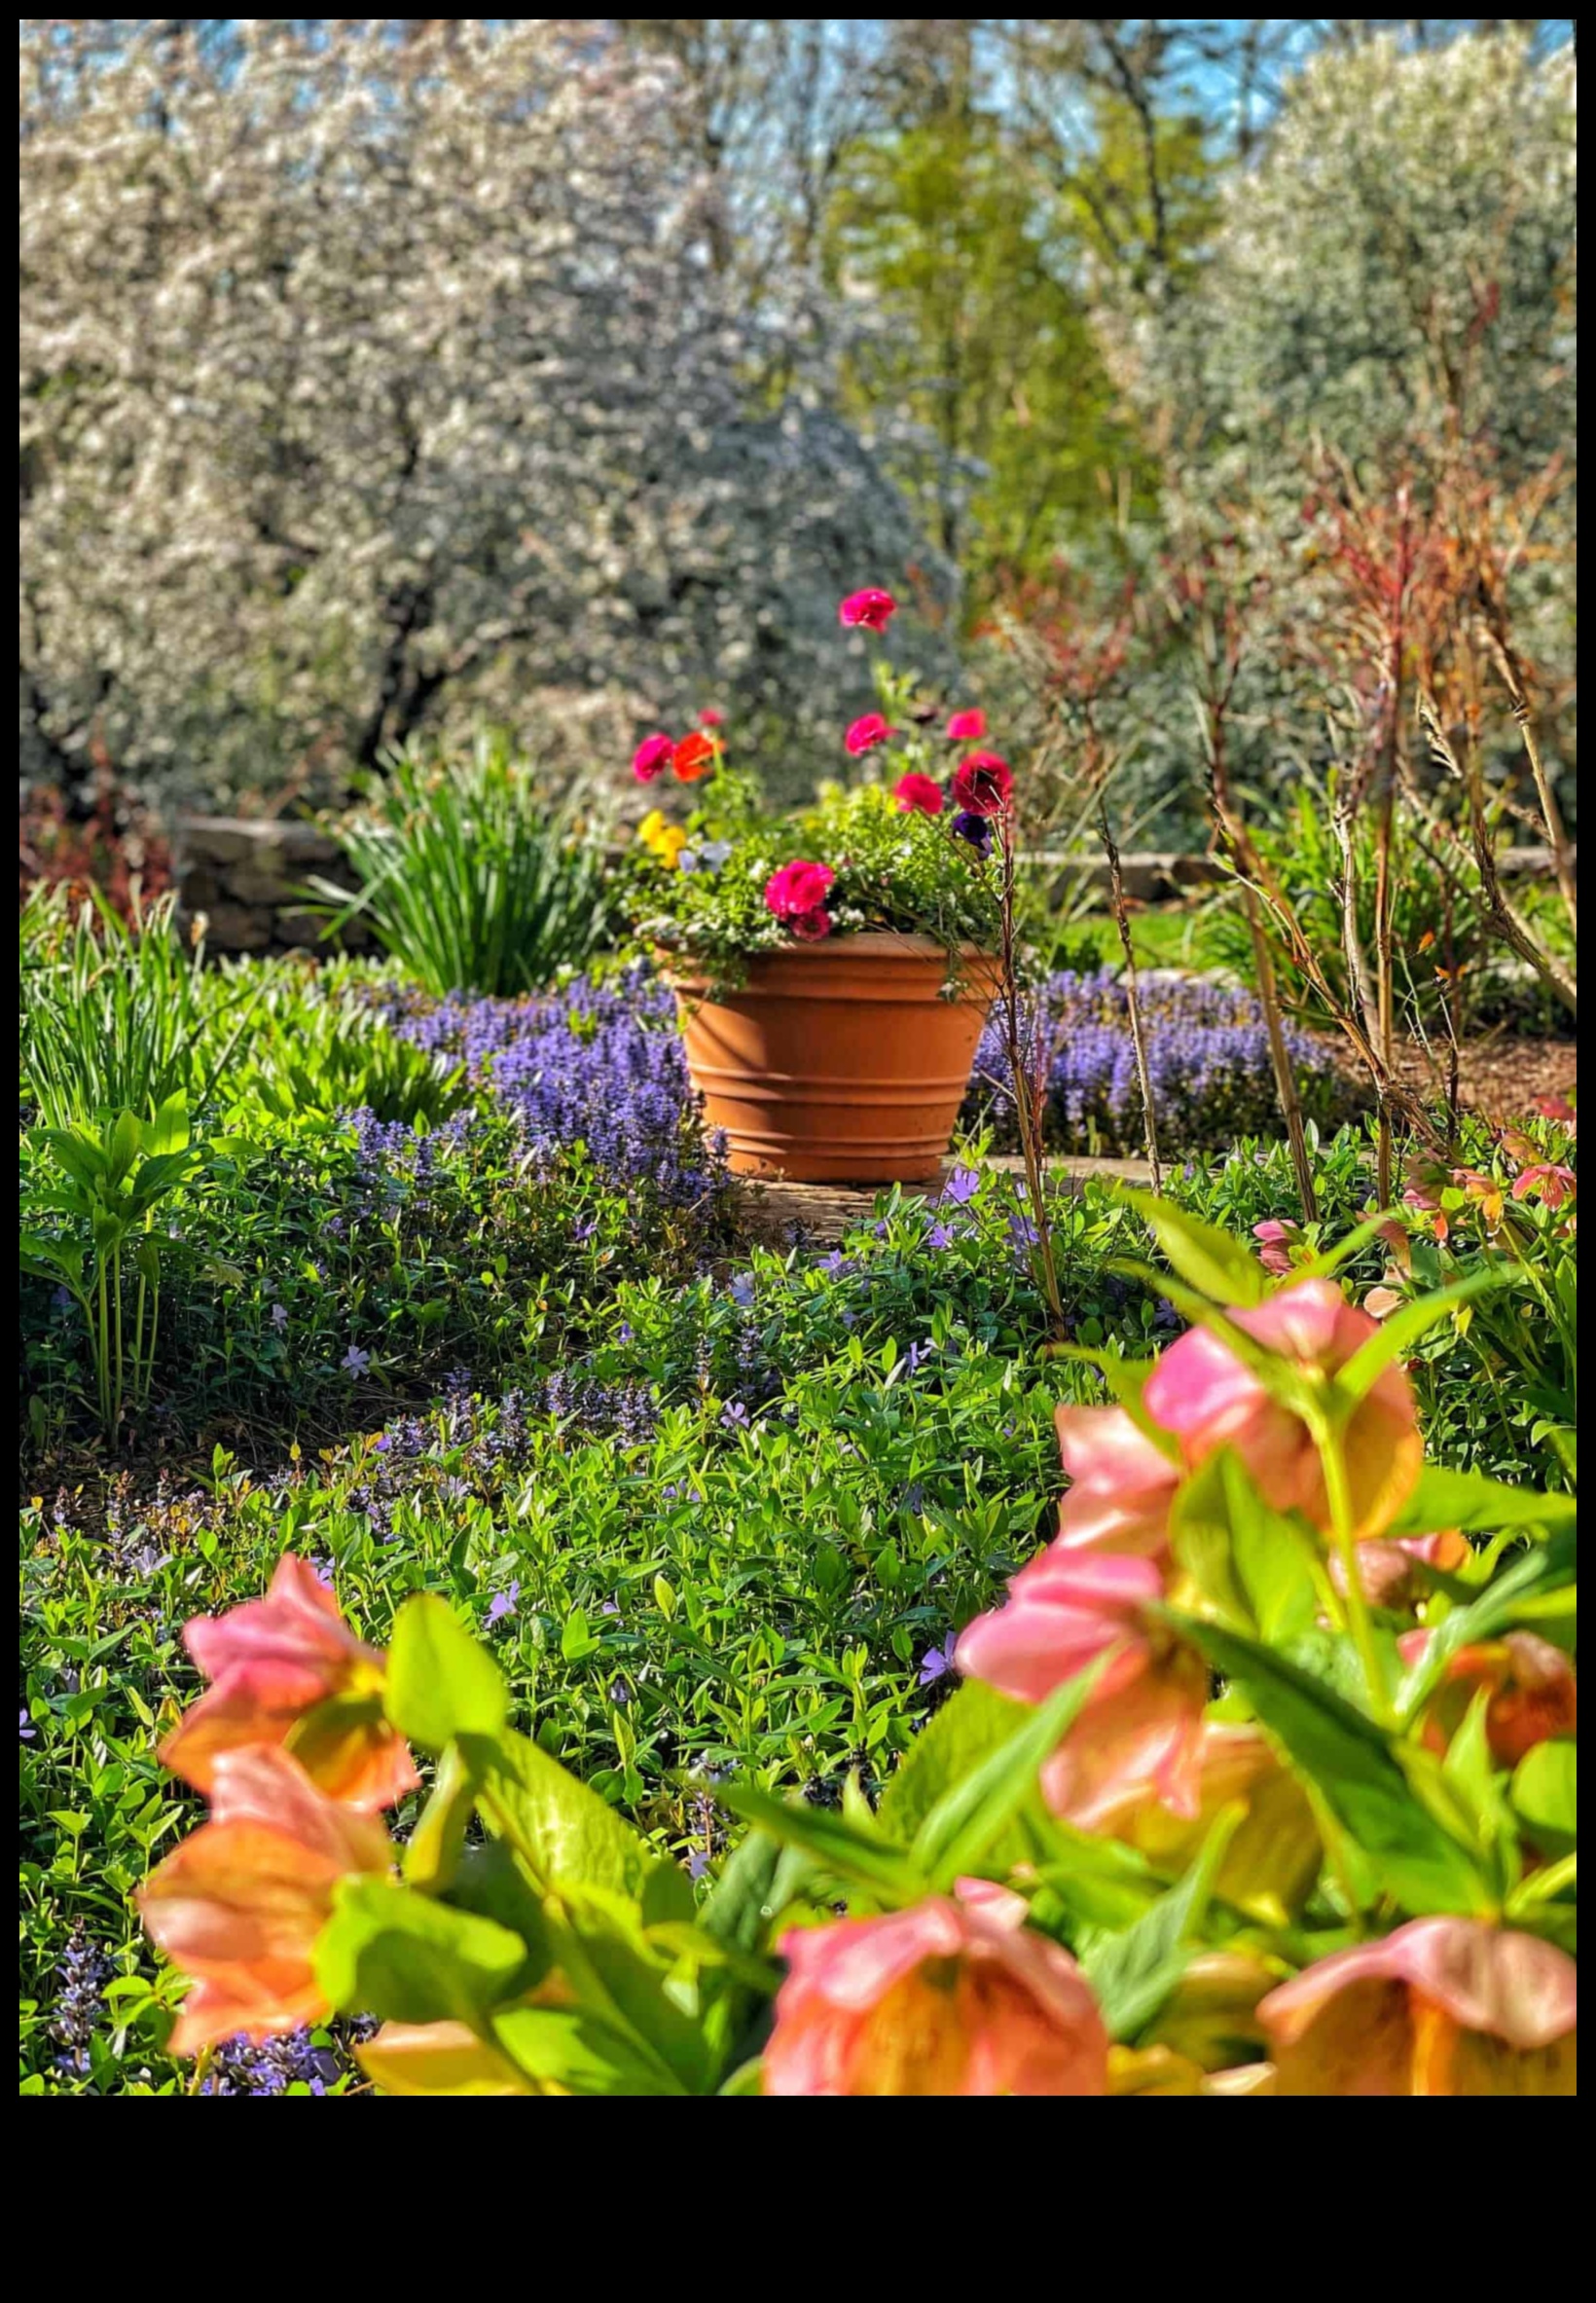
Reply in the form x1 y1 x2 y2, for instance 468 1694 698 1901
671 933 1000 1184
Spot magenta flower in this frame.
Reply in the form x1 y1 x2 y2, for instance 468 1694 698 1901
947 707 986 742
631 732 673 783
951 751 1014 816
892 772 944 816
838 588 898 633
765 859 836 932
845 713 897 757
698 707 724 728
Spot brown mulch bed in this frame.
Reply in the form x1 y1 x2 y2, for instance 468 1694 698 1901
1380 1036 1578 1128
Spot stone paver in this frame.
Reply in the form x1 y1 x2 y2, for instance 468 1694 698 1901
734 1151 1155 1247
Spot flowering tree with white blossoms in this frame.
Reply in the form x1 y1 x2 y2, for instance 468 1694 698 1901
19 19 955 812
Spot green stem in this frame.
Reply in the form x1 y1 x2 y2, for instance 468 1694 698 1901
1314 1407 1394 1729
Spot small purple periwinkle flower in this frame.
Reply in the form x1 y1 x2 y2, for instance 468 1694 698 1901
687 1849 712 1883
917 1634 960 1688
721 1399 750 1431
728 1272 756 1309
270 1302 289 1333
341 1343 372 1376
19 1706 36 1742
486 1581 521 1625
925 1222 954 1250
942 1164 982 1206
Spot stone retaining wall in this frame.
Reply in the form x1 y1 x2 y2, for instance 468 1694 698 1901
173 818 1571 957
173 817 372 954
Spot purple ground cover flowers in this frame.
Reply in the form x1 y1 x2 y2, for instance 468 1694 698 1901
384 963 728 1207
963 969 1350 1155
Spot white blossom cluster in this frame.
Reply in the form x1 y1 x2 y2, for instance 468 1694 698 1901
19 20 956 813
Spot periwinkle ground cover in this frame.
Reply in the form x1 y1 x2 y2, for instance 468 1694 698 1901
964 969 1354 1155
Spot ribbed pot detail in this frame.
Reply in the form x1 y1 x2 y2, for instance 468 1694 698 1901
671 933 998 1183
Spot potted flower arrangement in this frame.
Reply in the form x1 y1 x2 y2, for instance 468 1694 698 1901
624 588 1012 1183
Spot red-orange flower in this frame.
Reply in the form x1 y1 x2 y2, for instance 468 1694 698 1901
671 730 719 782
161 1554 417 1809
139 1745 391 2056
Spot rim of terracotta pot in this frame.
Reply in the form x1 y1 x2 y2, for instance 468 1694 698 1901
666 932 998 998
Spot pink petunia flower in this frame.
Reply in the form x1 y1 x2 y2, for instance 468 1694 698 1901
891 772 945 816
946 707 987 742
951 751 1014 816
631 732 673 783
845 713 898 757
838 588 898 633
765 859 836 929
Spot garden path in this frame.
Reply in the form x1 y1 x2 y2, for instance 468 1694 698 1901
735 1152 1155 1248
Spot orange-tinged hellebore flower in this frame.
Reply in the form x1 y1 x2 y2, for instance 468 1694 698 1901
161 1553 417 1808
163 1556 417 1807
1142 1276 1422 1539
1091 1724 1322 1922
1053 1402 1179 1560
957 1549 1208 1829
1400 1627 1577 1767
765 1885 1106 2096
1259 1919 1577 2096
1330 1528 1469 1612
139 1745 391 2056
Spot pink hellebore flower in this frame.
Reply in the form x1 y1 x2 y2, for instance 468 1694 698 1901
951 751 1014 816
1251 1220 1300 1277
957 1549 1207 1829
139 1745 391 2056
764 859 836 931
1362 1285 1403 1321
161 1554 418 1809
1331 1528 1469 1611
1258 1919 1578 2095
630 732 673 783
1512 1163 1577 1211
838 587 898 633
1142 1277 1422 1540
845 713 897 757
765 1884 1107 2096
946 707 987 742
1052 1403 1179 1560
891 772 945 816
